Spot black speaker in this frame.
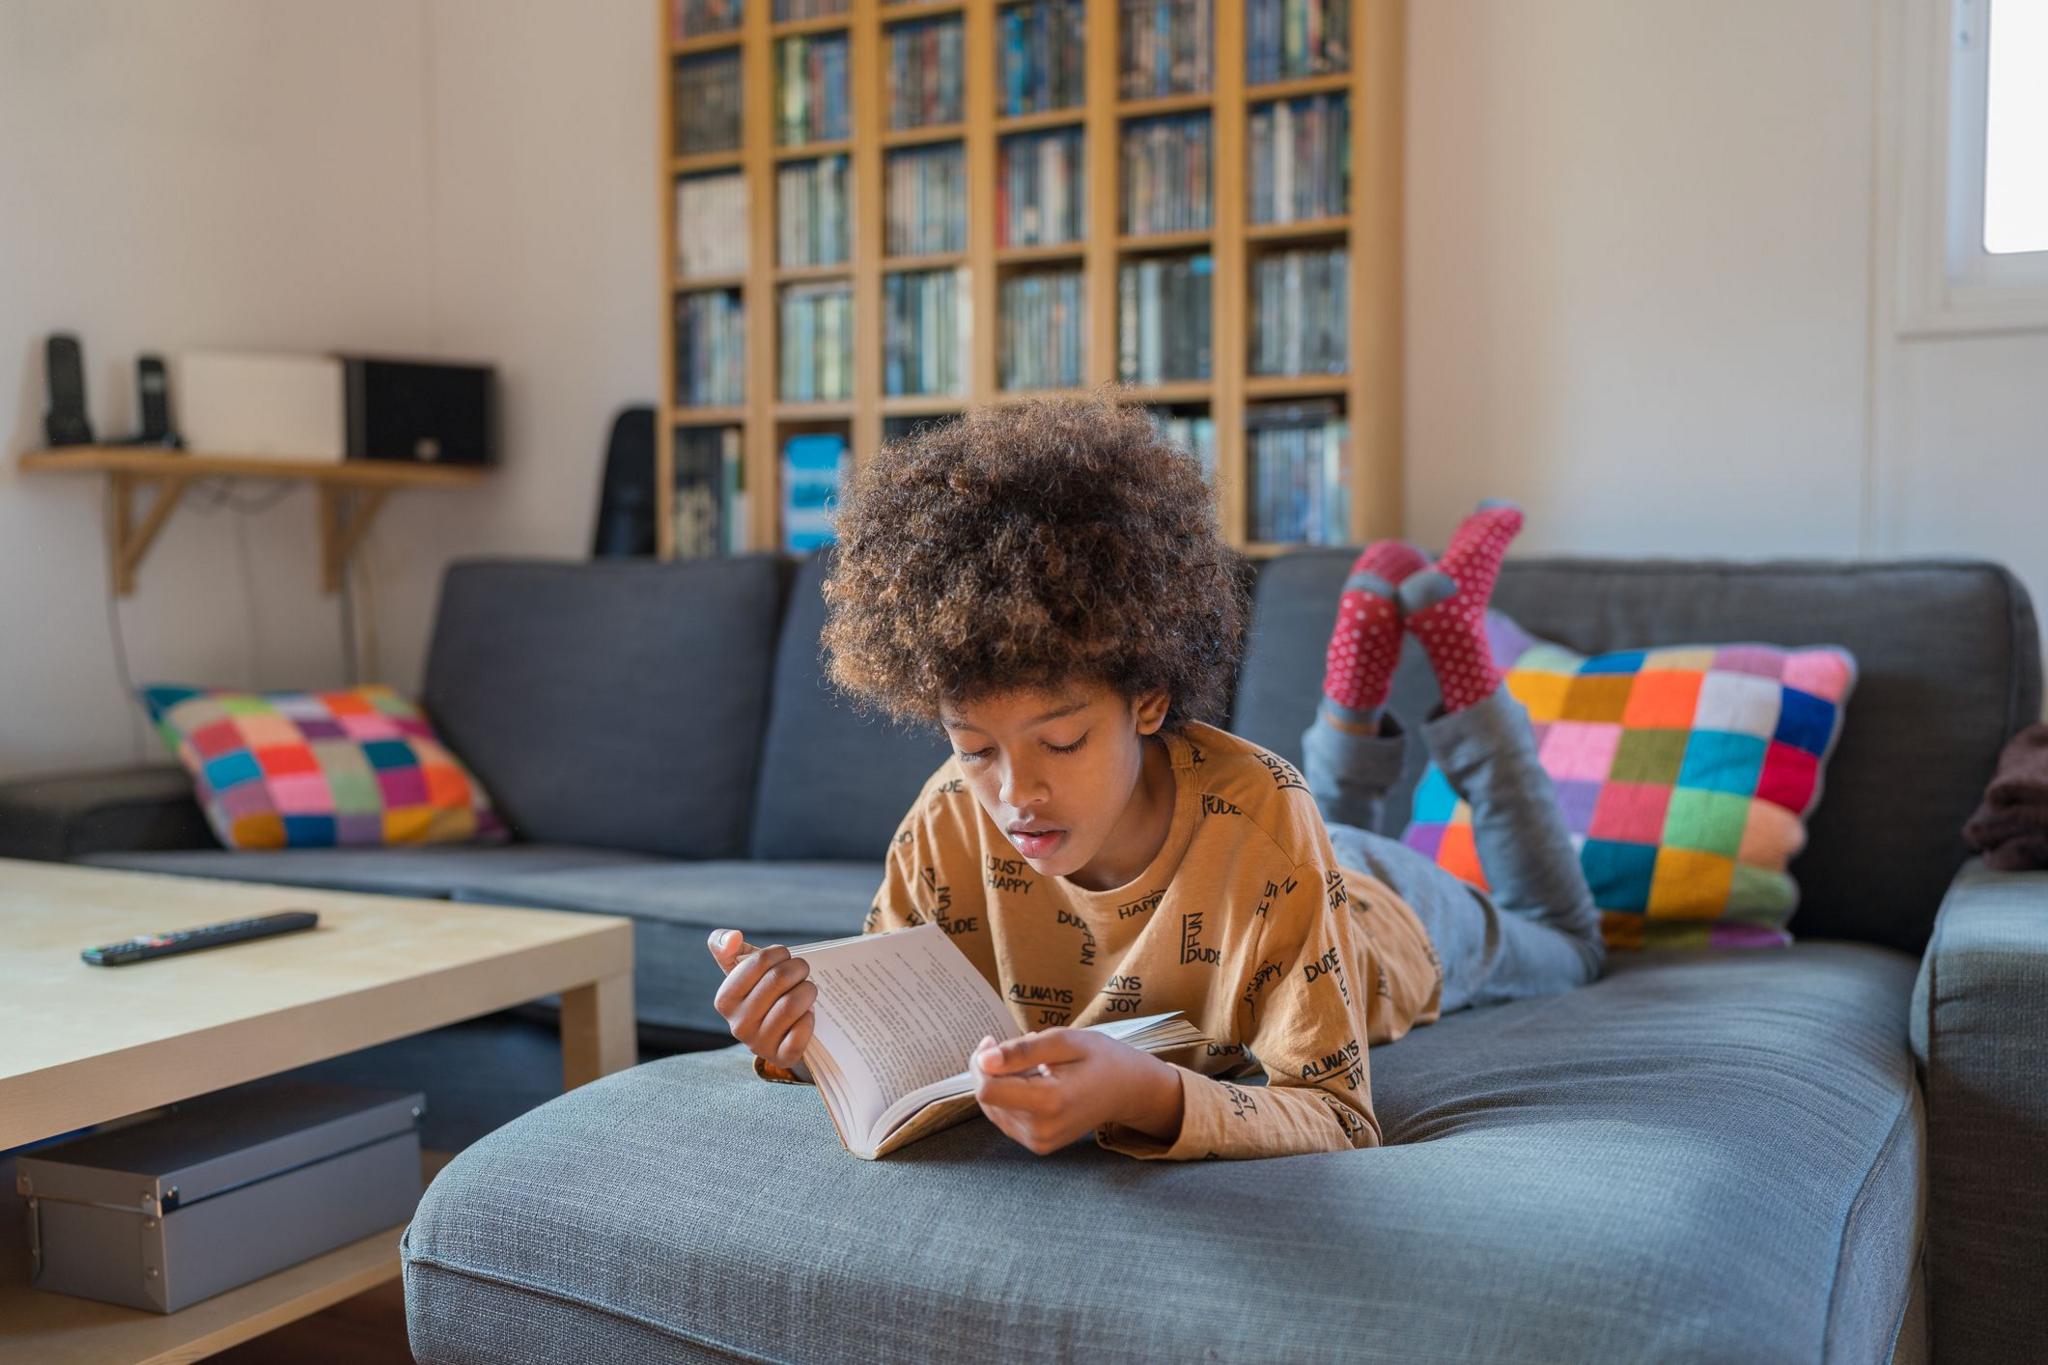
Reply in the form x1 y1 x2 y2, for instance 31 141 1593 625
44 333 94 447
342 357 495 465
591 406 657 558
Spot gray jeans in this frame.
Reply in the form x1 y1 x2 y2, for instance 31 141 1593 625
1300 687 1606 1014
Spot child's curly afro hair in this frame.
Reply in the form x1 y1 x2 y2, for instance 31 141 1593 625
820 394 1248 734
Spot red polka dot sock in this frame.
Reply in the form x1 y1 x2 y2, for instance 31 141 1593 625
1321 539 1429 729
1396 501 1524 713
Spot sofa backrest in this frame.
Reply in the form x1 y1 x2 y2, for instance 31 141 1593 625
422 557 784 857
1231 554 2042 956
748 546 952 861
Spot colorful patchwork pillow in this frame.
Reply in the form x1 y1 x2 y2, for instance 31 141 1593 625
141 684 505 851
1400 617 1856 950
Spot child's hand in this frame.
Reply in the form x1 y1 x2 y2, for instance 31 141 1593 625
970 1029 1184 1155
707 928 817 1069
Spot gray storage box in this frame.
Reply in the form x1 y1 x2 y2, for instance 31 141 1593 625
14 1079 425 1313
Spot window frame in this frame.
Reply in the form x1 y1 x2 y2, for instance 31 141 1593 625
1894 0 2048 335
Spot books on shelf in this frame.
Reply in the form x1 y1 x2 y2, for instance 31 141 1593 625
887 15 965 129
673 49 742 156
997 128 1085 247
777 32 850 145
782 430 849 553
1253 246 1348 375
782 923 1208 1159
777 154 851 268
1247 400 1350 545
675 172 747 279
1249 94 1349 224
780 281 854 401
885 144 966 256
1146 408 1217 483
998 0 1087 117
671 0 741 41
1119 0 1213 99
882 412 962 444
1000 268 1085 391
673 425 747 558
1246 0 1350 85
773 0 848 19
1121 113 1212 235
885 267 970 396
1118 253 1212 383
675 289 746 408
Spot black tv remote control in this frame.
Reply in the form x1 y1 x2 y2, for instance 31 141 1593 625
82 911 320 966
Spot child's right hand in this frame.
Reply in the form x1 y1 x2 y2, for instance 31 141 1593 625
707 928 817 1069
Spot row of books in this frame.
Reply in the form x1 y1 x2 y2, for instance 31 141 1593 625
888 16 964 129
1147 408 1218 483
884 268 970 396
777 33 850 145
885 145 966 257
1247 0 1350 85
781 430 849 552
777 154 850 268
999 269 1085 391
999 0 1087 116
1120 0 1213 99
781 281 855 402
675 290 746 408
1249 94 1349 225
1246 401 1350 544
674 50 741 156
673 426 747 558
1118 254 1212 383
675 172 747 279
1122 114 1212 236
671 0 740 42
1252 247 1348 375
998 127 1085 247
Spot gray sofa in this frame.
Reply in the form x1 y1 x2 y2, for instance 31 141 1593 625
5 552 2042 1363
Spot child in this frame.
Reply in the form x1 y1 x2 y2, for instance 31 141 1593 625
708 398 1603 1160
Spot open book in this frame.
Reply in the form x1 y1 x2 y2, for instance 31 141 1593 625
781 922 1209 1159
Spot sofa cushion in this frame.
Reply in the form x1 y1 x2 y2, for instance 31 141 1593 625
421 557 784 857
401 941 1922 1365
1233 554 2041 955
449 859 880 1034
81 844 661 899
747 545 953 861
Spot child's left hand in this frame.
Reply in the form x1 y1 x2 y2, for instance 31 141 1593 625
970 1028 1182 1155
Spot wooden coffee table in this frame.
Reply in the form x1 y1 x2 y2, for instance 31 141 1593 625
0 858 637 1363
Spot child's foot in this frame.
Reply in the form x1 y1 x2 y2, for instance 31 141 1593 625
1322 539 1429 730
1397 501 1523 712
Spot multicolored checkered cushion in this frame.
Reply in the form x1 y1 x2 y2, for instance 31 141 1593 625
1400 617 1856 949
141 684 505 851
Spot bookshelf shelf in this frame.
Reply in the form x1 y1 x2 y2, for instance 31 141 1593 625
1115 91 1212 118
659 0 1405 558
1245 216 1352 242
881 123 967 148
671 150 744 174
994 108 1086 134
672 32 744 55
1246 72 1352 101
772 137 854 162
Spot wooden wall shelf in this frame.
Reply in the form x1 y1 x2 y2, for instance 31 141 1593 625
19 447 486 597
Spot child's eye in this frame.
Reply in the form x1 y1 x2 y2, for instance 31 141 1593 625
1045 734 1088 755
957 747 992 762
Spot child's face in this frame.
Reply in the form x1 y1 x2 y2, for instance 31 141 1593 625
939 680 1173 891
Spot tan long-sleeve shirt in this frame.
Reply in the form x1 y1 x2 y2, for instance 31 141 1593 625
755 719 1445 1160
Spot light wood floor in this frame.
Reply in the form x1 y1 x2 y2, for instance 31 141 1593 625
207 1280 413 1364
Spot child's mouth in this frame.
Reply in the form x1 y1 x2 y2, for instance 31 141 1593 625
1011 828 1065 857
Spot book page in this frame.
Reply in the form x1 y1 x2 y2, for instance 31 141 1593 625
791 924 1019 1143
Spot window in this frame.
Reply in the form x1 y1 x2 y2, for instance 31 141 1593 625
1895 0 2048 332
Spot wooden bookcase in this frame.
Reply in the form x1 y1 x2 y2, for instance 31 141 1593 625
658 0 1403 559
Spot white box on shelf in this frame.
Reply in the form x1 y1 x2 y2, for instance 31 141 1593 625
170 351 345 461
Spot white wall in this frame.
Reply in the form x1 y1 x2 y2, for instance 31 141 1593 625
0 0 655 779
1406 0 2048 675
